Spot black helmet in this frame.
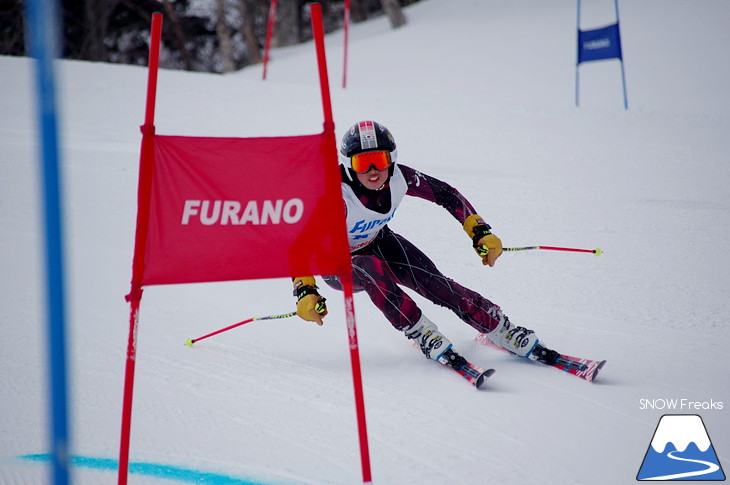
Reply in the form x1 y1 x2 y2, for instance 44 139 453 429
339 121 398 171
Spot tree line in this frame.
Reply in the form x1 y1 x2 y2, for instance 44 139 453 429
1 0 419 73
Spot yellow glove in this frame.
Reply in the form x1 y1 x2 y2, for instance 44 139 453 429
463 214 503 267
475 233 503 267
293 276 327 325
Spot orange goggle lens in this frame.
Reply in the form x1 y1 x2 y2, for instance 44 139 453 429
350 151 392 173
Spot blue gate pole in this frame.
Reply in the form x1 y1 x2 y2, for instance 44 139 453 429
619 60 628 110
24 0 71 484
575 0 581 107
614 0 629 109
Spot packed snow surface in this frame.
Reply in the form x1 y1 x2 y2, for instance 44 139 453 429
1 0 728 484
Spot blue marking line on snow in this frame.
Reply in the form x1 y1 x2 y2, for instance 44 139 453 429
18 454 280 484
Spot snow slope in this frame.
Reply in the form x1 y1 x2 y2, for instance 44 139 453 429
2 0 729 484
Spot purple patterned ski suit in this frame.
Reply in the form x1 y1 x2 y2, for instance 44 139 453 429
323 164 503 333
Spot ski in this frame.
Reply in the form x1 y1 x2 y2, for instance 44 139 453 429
438 348 496 389
452 362 496 389
475 333 606 383
535 347 606 383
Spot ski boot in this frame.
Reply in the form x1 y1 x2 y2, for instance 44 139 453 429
484 312 542 360
404 314 452 361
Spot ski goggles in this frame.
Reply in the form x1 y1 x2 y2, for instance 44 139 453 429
350 150 392 173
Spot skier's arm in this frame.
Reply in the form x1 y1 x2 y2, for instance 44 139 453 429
401 165 503 267
401 165 477 224
292 276 327 325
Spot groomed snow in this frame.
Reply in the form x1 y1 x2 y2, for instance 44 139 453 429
1 0 728 484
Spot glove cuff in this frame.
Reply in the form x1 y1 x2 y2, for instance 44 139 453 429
463 214 491 242
294 285 320 300
293 275 316 289
293 276 321 300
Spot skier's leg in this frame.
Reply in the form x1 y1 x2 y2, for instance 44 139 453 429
375 229 541 358
371 229 501 332
324 252 423 330
351 253 421 331
323 254 454 361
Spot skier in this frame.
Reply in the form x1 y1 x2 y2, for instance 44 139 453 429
292 120 557 371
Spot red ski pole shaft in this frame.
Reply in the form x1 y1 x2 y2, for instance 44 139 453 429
504 246 602 255
539 246 601 254
185 311 296 346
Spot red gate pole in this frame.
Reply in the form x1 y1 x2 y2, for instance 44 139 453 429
311 4 372 482
341 272 372 482
342 0 350 88
262 0 278 80
118 12 163 485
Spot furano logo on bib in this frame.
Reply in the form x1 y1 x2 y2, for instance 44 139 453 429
349 212 395 240
181 199 304 226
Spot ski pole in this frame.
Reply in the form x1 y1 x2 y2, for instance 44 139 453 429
185 311 297 347
504 245 603 256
